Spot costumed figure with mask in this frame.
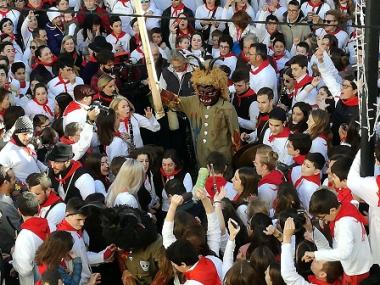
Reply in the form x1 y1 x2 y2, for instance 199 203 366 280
100 206 172 285
161 58 240 167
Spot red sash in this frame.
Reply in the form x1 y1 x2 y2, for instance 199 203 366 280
57 219 83 237
111 31 126 45
329 202 367 238
250 60 270 75
293 75 313 98
335 187 353 204
234 88 255 107
63 101 82 116
341 96 358 107
21 217 50 241
32 98 54 117
55 160 82 184
268 127 290 143
294 174 320 189
40 192 62 208
258 170 284 187
183 257 221 285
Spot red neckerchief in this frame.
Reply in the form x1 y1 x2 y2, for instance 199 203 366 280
89 54 97 63
273 52 286 61
341 96 358 107
205 3 216 12
258 170 284 187
308 0 322 10
220 52 235 59
35 264 48 285
32 98 54 117
19 81 26 88
40 192 62 208
250 60 270 75
329 202 367 238
335 187 353 204
160 167 182 180
308 274 341 285
119 0 129 7
55 160 82 184
171 3 185 17
111 31 126 44
135 46 145 60
57 219 83 237
240 51 249 63
318 132 329 142
10 138 35 156
60 136 75 145
178 29 191 37
293 74 313 98
21 217 50 241
257 113 269 129
0 109 6 118
0 9 9 17
114 130 123 139
33 55 58 69
54 74 70 93
235 88 255 107
63 101 82 116
134 33 142 46
268 127 290 143
93 92 113 103
294 173 320 189
121 116 131 131
375 176 380 206
205 176 227 199
293 154 306 165
328 28 342 36
184 256 221 285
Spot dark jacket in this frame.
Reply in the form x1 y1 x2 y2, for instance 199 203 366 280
331 100 359 145
161 67 193 97
46 23 64 56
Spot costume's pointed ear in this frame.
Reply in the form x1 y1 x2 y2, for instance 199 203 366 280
186 54 205 70
209 56 222 70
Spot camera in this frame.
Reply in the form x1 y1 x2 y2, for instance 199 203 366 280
89 101 109 112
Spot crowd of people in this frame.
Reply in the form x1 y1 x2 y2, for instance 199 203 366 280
0 0 379 284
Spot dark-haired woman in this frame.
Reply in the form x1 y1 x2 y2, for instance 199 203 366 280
288 102 311 134
84 153 111 196
24 83 55 121
96 109 129 162
30 45 57 84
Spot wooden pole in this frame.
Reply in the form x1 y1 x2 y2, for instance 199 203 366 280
132 0 165 119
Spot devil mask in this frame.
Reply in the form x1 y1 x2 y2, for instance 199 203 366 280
197 84 221 106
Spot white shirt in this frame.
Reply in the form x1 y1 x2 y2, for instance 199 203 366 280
249 62 278 102
300 1 330 20
39 201 66 227
315 27 349 49
347 151 380 265
263 128 293 165
0 142 47 182
48 76 84 99
106 32 131 53
114 192 139 208
24 99 55 121
291 165 319 212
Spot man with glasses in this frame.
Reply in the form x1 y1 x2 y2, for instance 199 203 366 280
315 9 349 49
280 0 311 50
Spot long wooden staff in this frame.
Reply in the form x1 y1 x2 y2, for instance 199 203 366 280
132 0 165 119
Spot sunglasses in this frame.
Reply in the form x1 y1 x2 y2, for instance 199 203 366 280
323 19 336 24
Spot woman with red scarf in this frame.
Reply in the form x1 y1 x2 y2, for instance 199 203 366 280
94 73 117 107
315 47 359 145
30 45 57 84
0 18 22 59
24 83 55 121
169 12 195 49
160 149 193 213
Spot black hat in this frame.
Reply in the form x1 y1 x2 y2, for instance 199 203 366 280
14 116 33 134
47 143 74 162
88 36 113 53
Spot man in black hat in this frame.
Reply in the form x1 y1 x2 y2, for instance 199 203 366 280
81 36 114 85
47 143 95 203
0 116 47 182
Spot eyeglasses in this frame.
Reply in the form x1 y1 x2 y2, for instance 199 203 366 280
342 84 352 89
323 19 336 24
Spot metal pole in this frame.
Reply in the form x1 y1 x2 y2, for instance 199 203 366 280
361 0 380 176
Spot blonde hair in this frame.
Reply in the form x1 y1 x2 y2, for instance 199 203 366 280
105 158 145 207
97 73 114 91
255 145 278 171
109 95 135 117
247 198 269 221
308 109 330 140
60 35 76 54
